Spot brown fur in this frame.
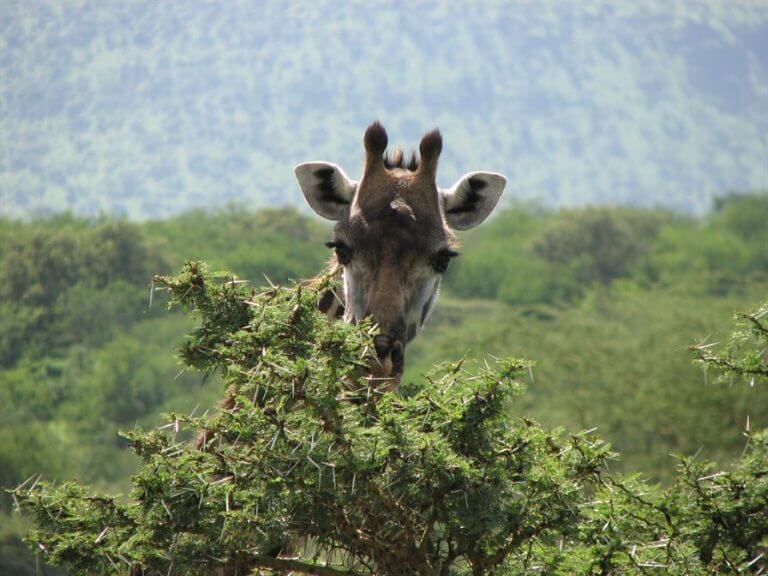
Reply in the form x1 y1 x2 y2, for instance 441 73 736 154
383 147 420 172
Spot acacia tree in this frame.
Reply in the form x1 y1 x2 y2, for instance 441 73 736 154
690 299 768 388
10 264 768 575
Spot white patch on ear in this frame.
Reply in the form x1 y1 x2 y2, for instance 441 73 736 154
294 162 357 221
441 171 506 230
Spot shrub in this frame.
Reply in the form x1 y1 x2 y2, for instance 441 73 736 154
10 264 767 575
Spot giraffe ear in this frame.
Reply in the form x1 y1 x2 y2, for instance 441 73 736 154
295 162 357 221
441 172 506 230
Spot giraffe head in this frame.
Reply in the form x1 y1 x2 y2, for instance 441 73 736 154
296 122 506 384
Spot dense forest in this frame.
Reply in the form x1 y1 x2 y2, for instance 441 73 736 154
3 2 767 218
1 193 767 573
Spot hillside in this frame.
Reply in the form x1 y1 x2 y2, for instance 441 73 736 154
2 1 766 218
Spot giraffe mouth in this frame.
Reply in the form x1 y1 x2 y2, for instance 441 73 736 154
370 336 405 389
388 341 405 376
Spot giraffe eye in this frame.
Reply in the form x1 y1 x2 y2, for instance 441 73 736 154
326 241 353 265
433 249 459 273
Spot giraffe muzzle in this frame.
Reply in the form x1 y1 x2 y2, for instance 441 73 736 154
372 335 405 385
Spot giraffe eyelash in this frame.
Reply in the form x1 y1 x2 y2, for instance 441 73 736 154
326 241 353 265
433 249 459 273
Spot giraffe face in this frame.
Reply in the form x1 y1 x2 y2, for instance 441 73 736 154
328 197 457 379
296 122 506 381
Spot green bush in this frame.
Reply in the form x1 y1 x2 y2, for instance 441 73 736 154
532 207 665 286
0 218 165 367
11 265 767 575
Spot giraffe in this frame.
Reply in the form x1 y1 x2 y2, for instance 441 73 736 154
296 121 506 388
196 122 506 573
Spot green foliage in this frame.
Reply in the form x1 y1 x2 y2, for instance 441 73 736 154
406 288 768 482
0 207 332 572
143 206 329 283
712 193 768 246
11 265 768 575
0 218 165 367
444 209 583 307
0 365 68 491
0 219 158 307
691 299 768 388
2 197 768 572
532 207 665 286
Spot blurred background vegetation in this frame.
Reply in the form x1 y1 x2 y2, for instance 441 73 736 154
1 195 767 572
